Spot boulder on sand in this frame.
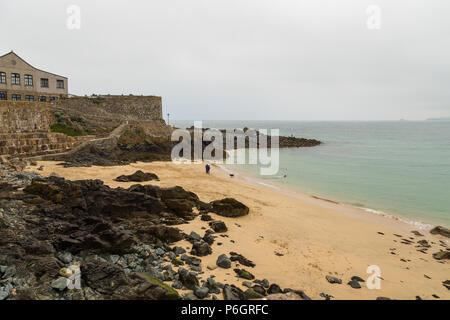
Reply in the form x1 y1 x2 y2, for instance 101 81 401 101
209 220 228 233
209 198 249 217
216 254 231 269
432 250 450 260
115 170 159 182
430 226 450 238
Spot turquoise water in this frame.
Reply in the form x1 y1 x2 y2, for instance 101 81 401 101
172 120 450 227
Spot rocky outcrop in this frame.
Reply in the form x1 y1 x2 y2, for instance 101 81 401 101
0 168 313 301
0 174 201 300
115 170 159 182
210 198 249 217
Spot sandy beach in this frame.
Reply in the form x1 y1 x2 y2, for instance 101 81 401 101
27 160 449 300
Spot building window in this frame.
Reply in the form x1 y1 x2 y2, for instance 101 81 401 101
0 91 6 100
57 80 64 89
12 94 21 101
24 74 33 86
38 96 46 102
50 96 56 101
25 95 35 101
41 78 49 88
11 73 20 85
0 72 6 84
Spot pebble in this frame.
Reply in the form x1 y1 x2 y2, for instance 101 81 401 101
347 280 362 289
325 275 342 284
194 286 209 299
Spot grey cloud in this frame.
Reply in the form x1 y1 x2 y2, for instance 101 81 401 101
1 0 449 120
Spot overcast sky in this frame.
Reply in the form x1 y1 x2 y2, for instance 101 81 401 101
1 0 449 120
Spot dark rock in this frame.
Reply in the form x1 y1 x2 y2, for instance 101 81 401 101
197 201 213 212
205 277 221 294
128 273 180 300
432 251 450 260
172 280 183 289
203 232 216 245
20 238 55 255
209 221 228 233
283 288 311 300
81 259 130 295
209 198 249 218
267 284 282 294
320 292 333 300
24 177 165 220
178 268 199 290
188 231 202 242
173 246 186 255
182 292 199 300
230 252 255 267
171 258 183 266
351 276 365 282
190 241 212 257
234 268 255 280
244 288 263 300
216 254 231 269
417 240 431 248
442 280 450 291
181 254 201 266
252 285 266 296
143 225 183 243
430 226 450 238
376 297 391 300
254 279 269 288
223 284 245 300
165 199 195 216
201 214 213 221
348 280 362 289
325 275 342 284
160 186 200 203
194 286 209 299
115 170 159 182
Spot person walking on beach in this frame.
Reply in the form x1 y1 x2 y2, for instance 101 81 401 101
205 163 211 174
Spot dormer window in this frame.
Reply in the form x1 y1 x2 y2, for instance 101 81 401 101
11 73 20 85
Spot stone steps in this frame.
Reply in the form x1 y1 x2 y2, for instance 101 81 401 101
0 131 84 160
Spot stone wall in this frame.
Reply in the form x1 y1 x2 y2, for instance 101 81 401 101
0 101 55 133
0 95 168 158
56 95 164 123
0 101 81 159
0 132 80 159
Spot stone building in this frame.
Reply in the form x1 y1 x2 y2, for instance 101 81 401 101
0 51 68 102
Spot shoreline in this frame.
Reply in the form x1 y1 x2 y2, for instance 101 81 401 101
218 162 441 232
25 160 450 300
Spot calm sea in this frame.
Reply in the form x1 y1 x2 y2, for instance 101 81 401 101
172 120 450 228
